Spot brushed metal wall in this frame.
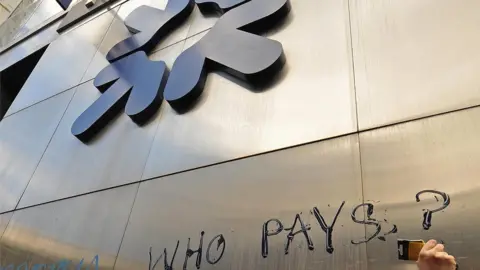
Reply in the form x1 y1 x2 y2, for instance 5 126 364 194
17 43 184 208
0 0 478 268
4 6 119 116
351 0 480 129
142 0 356 179
13 0 63 39
0 184 137 268
0 89 74 213
0 20 60 73
360 106 480 270
115 135 366 270
4 0 357 208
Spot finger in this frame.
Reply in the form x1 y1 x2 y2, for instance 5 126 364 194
433 244 445 252
434 251 449 259
434 252 456 267
422 239 437 251
446 255 456 264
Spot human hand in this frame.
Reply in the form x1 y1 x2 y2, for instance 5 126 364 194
417 239 457 270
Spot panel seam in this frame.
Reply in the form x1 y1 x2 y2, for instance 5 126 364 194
346 0 369 267
12 84 79 210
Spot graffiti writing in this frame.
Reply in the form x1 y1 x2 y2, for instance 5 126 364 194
149 232 225 270
262 202 346 257
283 213 314 255
0 255 99 270
261 189 449 258
416 190 451 230
350 203 383 244
313 201 345 254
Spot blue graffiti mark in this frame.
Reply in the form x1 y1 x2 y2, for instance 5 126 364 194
0 255 99 270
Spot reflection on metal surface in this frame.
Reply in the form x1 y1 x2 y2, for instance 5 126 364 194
17 44 183 208
105 0 193 62
0 20 60 73
116 135 366 269
164 0 290 111
360 106 480 269
143 0 356 179
72 51 168 141
58 0 121 32
0 212 13 239
15 0 64 38
351 0 480 129
5 7 118 116
80 12 132 83
0 44 47 120
0 90 73 213
0 0 41 48
0 184 137 268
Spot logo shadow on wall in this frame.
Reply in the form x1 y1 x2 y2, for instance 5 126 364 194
70 0 292 142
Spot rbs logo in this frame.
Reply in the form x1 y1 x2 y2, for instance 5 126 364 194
71 0 291 142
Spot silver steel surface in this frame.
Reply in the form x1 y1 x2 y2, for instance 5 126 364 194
14 0 63 39
0 0 41 48
360 107 480 269
8 0 37 18
0 20 60 73
351 0 480 130
1 0 22 13
80 10 131 82
0 184 137 268
142 0 356 179
0 89 74 213
4 6 119 117
0 212 13 239
17 43 184 208
116 135 366 270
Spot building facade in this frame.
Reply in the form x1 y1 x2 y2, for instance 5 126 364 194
0 0 478 269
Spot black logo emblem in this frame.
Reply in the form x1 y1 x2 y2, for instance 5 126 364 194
72 0 291 142
71 51 168 141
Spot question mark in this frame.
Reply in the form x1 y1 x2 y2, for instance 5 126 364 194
415 190 450 230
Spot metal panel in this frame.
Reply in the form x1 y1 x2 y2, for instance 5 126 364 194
0 0 41 48
0 89 74 213
142 0 356 179
115 135 366 270
0 212 13 261
17 43 184 208
8 0 37 18
80 12 132 82
4 6 119 117
0 184 137 268
359 107 480 269
0 212 13 238
14 0 63 39
351 0 480 130
0 0 22 12
0 20 60 73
